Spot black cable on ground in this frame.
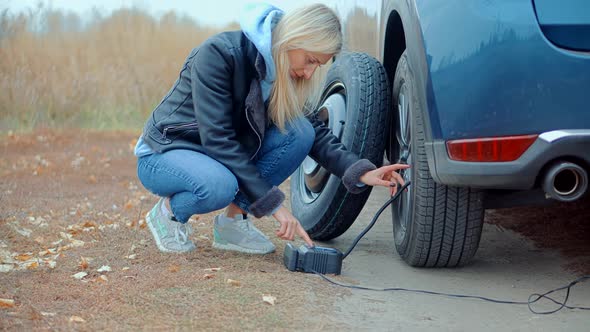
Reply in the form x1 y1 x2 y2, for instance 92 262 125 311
313 271 590 314
319 180 590 315
342 181 410 259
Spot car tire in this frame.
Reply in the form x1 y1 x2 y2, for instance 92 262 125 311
290 52 390 240
390 51 485 267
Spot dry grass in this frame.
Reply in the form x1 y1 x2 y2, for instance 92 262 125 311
0 5 236 131
0 130 346 330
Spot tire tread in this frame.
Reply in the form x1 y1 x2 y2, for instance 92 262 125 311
392 51 484 267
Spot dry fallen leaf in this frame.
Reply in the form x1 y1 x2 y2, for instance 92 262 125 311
262 295 276 305
60 232 73 240
15 253 33 261
70 239 85 248
97 265 111 273
82 221 97 229
203 274 215 280
26 261 39 270
79 257 89 270
0 264 14 273
58 244 72 252
97 275 108 282
0 298 15 308
226 279 241 287
168 265 180 273
1 249 14 263
29 309 44 321
39 248 57 257
67 228 81 236
204 267 221 272
11 224 32 237
87 175 98 184
124 200 134 210
69 315 86 323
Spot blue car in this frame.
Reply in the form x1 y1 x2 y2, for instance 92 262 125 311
290 0 590 267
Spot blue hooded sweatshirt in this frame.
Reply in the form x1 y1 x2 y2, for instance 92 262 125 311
239 3 284 102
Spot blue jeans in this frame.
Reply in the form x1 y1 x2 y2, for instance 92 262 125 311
136 117 315 223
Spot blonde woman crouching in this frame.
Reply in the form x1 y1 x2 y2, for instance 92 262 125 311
134 3 408 254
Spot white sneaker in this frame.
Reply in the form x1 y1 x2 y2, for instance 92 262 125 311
145 198 196 253
212 214 275 254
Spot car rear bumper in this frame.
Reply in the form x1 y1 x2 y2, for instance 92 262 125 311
425 129 590 190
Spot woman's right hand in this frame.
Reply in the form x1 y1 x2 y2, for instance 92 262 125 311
272 206 314 247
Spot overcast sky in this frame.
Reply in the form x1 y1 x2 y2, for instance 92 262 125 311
4 0 338 26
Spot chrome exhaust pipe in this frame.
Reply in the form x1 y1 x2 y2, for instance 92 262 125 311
543 161 588 202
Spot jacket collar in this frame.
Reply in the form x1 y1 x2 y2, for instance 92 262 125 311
244 51 268 140
255 51 267 81
243 34 267 80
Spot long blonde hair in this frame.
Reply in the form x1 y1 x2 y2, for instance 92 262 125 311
270 4 342 131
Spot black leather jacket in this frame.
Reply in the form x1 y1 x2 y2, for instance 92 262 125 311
140 31 375 217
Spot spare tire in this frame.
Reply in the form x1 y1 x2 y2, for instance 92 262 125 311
290 52 390 240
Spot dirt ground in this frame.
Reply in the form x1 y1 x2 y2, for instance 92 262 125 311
1 130 589 330
486 196 590 274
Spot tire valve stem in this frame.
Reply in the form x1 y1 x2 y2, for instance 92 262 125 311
399 150 410 164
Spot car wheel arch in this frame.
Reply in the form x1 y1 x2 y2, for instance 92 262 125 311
382 6 439 173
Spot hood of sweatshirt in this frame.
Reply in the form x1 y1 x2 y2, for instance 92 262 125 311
239 3 284 102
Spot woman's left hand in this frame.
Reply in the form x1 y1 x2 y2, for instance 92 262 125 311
359 163 410 196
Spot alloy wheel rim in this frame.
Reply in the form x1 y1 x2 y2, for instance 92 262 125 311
394 82 413 234
299 82 346 203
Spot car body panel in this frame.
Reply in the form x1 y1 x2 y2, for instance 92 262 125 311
337 0 590 138
334 0 590 191
417 1 590 141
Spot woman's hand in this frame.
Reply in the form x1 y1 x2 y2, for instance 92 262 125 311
359 163 411 196
272 206 314 247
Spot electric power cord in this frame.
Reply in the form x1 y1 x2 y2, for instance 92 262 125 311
314 181 590 315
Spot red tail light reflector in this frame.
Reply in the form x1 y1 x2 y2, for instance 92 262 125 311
446 134 538 162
